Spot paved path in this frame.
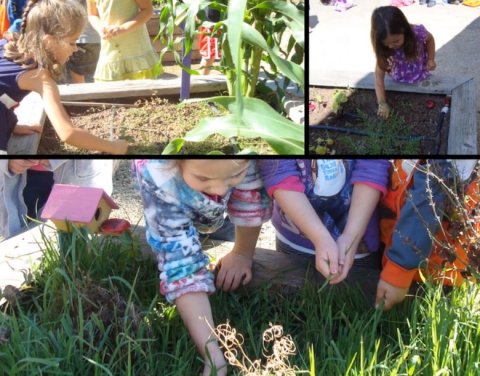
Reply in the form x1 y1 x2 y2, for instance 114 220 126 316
309 0 480 149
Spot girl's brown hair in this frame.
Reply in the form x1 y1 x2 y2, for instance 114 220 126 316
370 6 417 72
4 0 86 79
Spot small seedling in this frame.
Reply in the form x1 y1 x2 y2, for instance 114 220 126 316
332 89 348 114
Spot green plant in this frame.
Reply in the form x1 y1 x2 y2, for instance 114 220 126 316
339 109 421 154
156 0 304 155
332 89 348 114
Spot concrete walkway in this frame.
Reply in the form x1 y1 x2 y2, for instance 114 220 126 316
309 0 480 149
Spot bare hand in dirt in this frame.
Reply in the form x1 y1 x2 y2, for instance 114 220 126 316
427 59 436 71
329 233 357 285
377 102 390 119
111 139 129 154
215 251 253 292
375 278 409 311
8 159 41 175
13 124 42 135
315 235 340 282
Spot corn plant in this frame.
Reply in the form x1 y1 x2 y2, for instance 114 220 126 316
156 0 305 155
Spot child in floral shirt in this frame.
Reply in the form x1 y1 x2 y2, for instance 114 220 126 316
133 159 271 375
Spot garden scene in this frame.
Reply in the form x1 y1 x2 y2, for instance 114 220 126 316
308 87 449 155
309 1 479 155
1 159 480 375
2 0 304 155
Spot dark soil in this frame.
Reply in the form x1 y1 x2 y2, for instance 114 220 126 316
309 87 450 155
38 96 273 155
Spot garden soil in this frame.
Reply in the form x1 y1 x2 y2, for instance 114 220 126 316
309 87 450 155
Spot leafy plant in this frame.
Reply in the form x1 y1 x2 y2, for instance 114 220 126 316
156 0 305 155
331 89 348 114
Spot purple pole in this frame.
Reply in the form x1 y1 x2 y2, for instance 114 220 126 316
180 22 192 100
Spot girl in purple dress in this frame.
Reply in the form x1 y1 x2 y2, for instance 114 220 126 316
371 6 436 119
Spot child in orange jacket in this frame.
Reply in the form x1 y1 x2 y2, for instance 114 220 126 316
376 159 479 310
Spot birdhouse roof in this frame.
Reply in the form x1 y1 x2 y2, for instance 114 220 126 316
41 184 119 224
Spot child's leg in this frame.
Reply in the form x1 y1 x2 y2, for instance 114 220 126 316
23 169 54 219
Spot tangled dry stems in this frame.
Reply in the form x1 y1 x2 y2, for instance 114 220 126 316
213 322 300 375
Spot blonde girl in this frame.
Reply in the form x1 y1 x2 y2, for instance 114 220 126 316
0 0 128 154
133 159 271 375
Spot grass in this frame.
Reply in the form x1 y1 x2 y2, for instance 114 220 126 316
1 226 480 375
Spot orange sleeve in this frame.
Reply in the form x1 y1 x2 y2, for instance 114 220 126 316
380 258 418 289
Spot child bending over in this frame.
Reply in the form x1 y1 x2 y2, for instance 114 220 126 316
376 159 479 310
0 0 128 154
371 6 436 119
133 159 271 375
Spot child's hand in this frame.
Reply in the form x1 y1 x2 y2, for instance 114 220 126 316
215 251 253 292
427 59 436 71
102 25 125 39
329 233 357 284
8 159 41 175
314 235 340 282
377 101 390 119
375 278 409 311
111 139 129 154
13 124 42 135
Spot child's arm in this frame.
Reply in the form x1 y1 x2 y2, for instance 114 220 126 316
274 190 340 280
426 32 436 71
215 225 261 291
330 183 381 284
374 64 390 119
86 0 103 37
376 162 447 310
102 0 153 39
175 292 227 376
18 69 128 154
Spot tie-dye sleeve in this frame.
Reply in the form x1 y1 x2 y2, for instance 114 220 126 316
227 161 272 227
133 160 215 303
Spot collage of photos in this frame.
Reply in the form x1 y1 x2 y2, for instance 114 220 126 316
1 0 480 375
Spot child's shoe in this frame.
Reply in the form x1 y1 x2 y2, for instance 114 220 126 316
419 0 427 4
427 0 436 6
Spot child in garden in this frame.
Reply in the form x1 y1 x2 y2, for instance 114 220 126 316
258 160 390 284
199 6 222 75
133 159 272 375
87 0 161 81
376 159 479 311
371 6 436 119
0 0 128 154
0 159 114 239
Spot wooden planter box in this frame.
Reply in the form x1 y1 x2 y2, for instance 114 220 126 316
7 76 227 155
147 15 201 63
309 71 477 155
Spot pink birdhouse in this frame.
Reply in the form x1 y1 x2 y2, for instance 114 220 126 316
41 184 119 233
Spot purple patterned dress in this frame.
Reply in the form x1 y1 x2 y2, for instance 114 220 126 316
389 24 430 84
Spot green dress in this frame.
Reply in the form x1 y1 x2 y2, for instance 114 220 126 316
91 0 161 81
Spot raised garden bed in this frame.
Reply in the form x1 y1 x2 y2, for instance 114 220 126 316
7 77 233 155
309 87 450 155
308 71 477 155
38 96 273 155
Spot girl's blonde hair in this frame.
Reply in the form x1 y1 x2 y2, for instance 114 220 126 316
4 0 86 79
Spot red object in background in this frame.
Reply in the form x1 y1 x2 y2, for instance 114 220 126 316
100 218 131 235
309 101 318 112
426 100 436 109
